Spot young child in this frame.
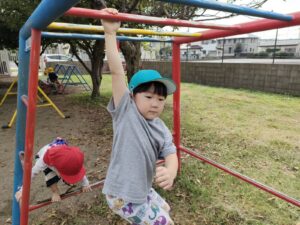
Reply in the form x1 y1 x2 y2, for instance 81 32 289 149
46 67 63 94
47 67 58 83
101 8 178 225
15 137 92 203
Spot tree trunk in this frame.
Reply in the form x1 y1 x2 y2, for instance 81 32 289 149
120 41 141 82
90 40 105 99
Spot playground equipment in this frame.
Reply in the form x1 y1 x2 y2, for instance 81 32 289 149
0 79 17 106
13 0 300 225
54 64 92 92
0 79 68 129
48 22 203 37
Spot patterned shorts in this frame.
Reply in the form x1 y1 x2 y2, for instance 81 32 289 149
106 188 174 225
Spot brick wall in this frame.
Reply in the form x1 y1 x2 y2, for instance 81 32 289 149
141 61 300 96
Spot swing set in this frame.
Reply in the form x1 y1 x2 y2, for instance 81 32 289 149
0 79 68 129
13 0 300 225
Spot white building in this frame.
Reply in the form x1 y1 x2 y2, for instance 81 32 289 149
180 44 203 60
179 35 259 60
199 39 220 57
258 39 300 56
141 42 160 60
216 35 259 56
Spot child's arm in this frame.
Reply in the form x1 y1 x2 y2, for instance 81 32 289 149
102 8 127 107
15 154 47 203
155 153 178 190
49 183 61 202
81 175 92 192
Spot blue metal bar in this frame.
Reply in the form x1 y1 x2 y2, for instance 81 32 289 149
41 32 173 43
158 0 293 21
20 0 80 39
15 1 79 224
12 35 29 225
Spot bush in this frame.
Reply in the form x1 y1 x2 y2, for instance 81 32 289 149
275 51 294 57
253 51 269 58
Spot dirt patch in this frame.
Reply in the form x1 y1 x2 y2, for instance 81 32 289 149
0 84 114 224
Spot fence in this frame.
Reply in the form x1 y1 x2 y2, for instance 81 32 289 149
0 50 11 75
141 61 300 96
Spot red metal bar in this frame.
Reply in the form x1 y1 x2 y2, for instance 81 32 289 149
172 43 182 174
29 180 105 211
174 11 300 44
20 29 41 225
21 95 28 107
65 7 240 30
179 146 300 208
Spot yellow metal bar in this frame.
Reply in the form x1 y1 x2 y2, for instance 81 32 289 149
37 103 52 107
0 79 17 106
7 109 17 128
1 81 67 128
48 22 202 37
37 87 66 118
37 94 43 103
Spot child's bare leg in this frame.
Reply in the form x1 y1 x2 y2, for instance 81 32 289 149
19 151 25 170
15 187 23 206
49 183 61 202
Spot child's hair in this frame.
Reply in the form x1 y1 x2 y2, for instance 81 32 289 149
133 81 167 98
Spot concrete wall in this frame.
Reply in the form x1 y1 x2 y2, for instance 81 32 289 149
141 61 300 96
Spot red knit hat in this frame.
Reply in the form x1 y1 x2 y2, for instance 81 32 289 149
43 145 86 184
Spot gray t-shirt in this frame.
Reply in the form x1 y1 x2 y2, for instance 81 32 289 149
102 90 176 203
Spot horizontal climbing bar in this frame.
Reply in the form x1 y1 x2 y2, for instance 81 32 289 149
48 22 202 37
159 0 293 21
175 11 300 44
42 32 173 42
179 146 300 208
65 7 240 30
29 179 105 211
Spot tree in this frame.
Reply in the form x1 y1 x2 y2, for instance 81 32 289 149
0 0 107 98
234 42 242 56
0 0 65 62
0 0 40 50
0 0 272 98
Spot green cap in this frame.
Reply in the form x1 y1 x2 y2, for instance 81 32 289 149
128 70 176 95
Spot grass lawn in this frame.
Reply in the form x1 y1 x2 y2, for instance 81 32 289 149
72 74 300 224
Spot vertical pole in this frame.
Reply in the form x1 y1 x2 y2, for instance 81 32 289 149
222 38 225 63
172 42 181 173
186 44 189 61
20 29 41 225
12 35 30 225
272 29 279 64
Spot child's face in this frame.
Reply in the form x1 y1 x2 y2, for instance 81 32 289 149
133 86 166 120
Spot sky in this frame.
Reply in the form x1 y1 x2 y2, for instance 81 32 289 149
183 0 300 39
